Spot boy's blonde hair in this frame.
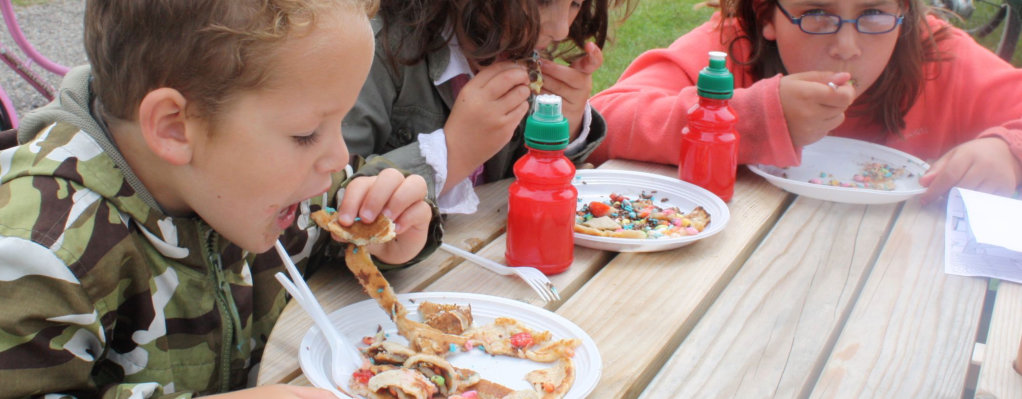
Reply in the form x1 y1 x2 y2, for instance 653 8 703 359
84 0 378 122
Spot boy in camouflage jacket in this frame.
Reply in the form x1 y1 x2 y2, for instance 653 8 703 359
0 0 442 398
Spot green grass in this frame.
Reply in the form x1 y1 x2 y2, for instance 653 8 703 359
12 0 48 6
945 2 1022 66
595 0 714 93
593 0 1022 94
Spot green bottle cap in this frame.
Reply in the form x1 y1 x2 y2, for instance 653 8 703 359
524 94 569 150
698 51 734 100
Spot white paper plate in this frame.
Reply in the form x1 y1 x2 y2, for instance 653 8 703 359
747 136 930 204
299 292 601 398
572 169 729 252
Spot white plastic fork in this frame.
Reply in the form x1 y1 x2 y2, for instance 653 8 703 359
273 240 359 398
439 243 560 302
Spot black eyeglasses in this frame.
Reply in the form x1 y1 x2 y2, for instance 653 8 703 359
775 2 904 35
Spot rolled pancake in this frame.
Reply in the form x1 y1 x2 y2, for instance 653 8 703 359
367 368 436 399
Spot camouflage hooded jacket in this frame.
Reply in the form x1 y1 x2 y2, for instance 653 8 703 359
0 66 441 398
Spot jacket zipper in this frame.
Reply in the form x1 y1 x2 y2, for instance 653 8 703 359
203 228 243 392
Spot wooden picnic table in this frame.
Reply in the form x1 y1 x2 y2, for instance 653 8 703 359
257 159 1022 398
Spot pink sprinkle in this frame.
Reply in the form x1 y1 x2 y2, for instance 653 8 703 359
685 227 699 235
809 178 822 184
464 340 475 351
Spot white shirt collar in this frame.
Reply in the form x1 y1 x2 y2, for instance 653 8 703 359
434 33 473 86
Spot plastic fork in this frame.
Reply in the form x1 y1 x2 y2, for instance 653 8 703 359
439 243 560 302
273 241 359 398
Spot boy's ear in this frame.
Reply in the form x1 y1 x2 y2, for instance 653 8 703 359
138 88 193 166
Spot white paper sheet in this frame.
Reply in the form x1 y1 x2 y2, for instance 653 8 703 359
944 187 1022 283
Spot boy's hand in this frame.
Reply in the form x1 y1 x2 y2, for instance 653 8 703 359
207 385 336 398
540 42 603 138
779 71 855 148
335 169 432 264
919 137 1022 204
443 61 531 193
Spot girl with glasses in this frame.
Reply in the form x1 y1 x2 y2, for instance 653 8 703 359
590 0 1022 203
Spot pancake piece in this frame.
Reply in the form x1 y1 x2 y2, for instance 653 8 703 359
312 209 395 246
419 301 473 335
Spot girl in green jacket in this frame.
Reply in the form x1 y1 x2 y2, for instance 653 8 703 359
342 0 634 214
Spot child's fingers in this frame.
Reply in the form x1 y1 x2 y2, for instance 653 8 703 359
504 98 531 120
918 154 949 187
825 72 852 87
380 174 427 223
336 169 402 224
571 42 603 75
538 64 574 93
492 84 532 115
919 158 965 204
791 70 849 85
391 200 432 236
334 178 370 226
356 168 405 223
475 62 529 94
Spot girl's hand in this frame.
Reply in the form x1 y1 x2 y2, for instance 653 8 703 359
443 61 531 192
779 71 855 148
206 385 336 399
540 42 603 138
335 168 432 264
919 137 1022 204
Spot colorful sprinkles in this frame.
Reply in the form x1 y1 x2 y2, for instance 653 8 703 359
807 162 911 191
576 192 706 239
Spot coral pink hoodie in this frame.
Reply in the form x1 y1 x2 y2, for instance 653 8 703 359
590 13 1022 170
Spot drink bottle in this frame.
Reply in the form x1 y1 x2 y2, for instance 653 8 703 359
506 94 576 275
679 51 739 202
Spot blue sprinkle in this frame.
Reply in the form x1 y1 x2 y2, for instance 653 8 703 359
377 288 384 293
449 344 458 352
354 216 361 222
325 206 336 213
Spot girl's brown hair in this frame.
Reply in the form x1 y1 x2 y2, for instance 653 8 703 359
720 0 951 135
85 0 378 122
378 0 635 68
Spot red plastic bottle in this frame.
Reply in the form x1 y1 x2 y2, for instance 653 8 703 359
679 51 739 202
506 94 576 275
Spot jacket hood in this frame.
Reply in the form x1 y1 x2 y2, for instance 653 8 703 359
5 65 215 263
16 65 164 215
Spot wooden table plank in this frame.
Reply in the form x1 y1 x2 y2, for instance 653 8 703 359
975 281 1022 398
257 179 512 385
810 200 987 398
424 234 614 308
555 162 791 399
638 197 899 398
